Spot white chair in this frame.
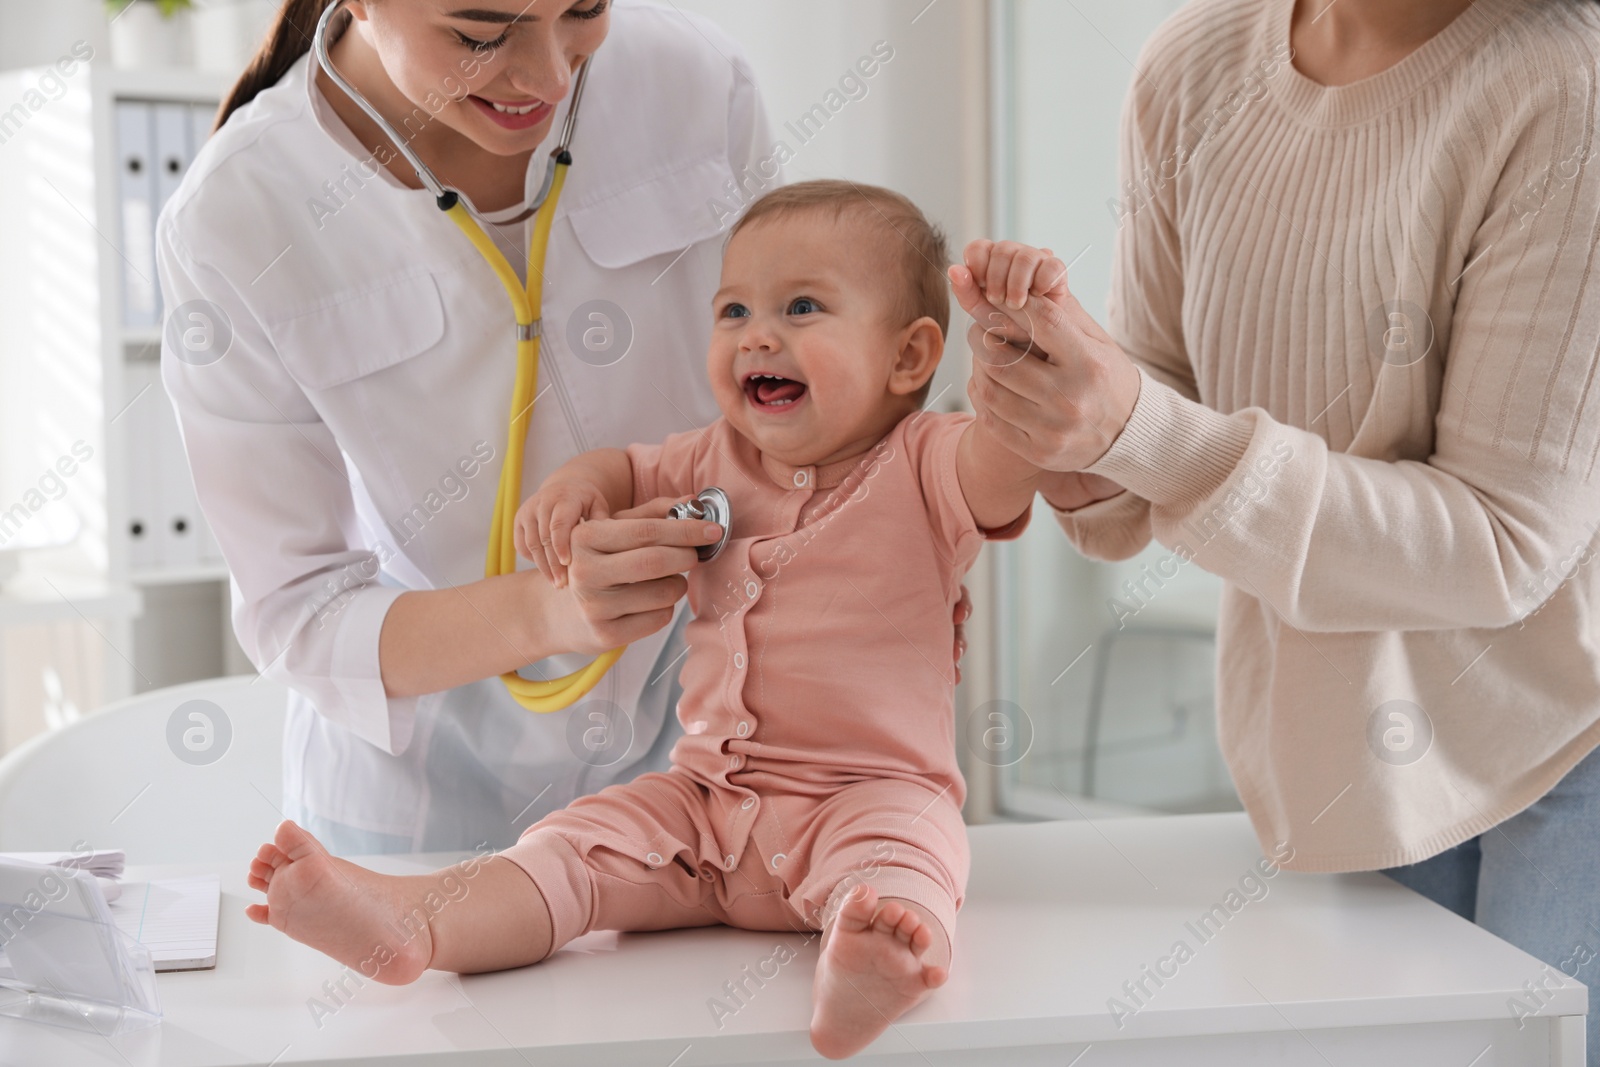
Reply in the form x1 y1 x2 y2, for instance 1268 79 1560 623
0 676 287 865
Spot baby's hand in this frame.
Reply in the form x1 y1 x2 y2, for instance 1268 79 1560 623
514 481 612 588
952 239 1070 312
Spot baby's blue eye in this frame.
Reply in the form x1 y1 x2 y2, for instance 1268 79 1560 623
789 297 820 315
722 303 750 319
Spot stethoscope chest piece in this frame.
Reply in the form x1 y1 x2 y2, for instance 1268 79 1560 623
668 487 732 562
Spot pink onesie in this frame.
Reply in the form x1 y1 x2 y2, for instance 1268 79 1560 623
502 409 1030 954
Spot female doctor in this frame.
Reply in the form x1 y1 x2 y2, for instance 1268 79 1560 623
156 0 789 854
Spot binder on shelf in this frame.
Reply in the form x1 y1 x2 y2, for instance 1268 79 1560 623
114 101 159 331
116 96 221 577
153 103 192 201
152 373 204 569
124 361 215 574
188 102 216 167
122 361 161 571
150 105 194 322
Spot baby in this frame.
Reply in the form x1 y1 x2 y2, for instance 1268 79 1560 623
246 180 1048 1059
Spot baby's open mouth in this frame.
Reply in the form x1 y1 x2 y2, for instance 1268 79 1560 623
743 372 808 410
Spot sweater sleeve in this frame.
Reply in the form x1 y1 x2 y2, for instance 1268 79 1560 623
1084 63 1600 633
1051 488 1155 563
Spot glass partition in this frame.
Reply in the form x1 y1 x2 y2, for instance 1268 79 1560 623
991 0 1239 819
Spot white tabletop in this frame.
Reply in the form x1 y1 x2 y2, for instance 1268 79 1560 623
1 812 1584 1066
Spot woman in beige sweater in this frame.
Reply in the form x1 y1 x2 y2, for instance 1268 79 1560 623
951 0 1600 1053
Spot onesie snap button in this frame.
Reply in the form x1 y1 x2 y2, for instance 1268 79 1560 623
645 852 662 866
736 721 750 737
771 853 786 870
793 470 809 488
725 854 736 870
741 796 755 810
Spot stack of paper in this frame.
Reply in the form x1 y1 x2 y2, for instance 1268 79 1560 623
0 849 125 880
0 854 220 972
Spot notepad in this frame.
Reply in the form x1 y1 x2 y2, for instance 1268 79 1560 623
109 875 221 972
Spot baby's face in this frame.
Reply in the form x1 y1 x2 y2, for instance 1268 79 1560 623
708 212 933 468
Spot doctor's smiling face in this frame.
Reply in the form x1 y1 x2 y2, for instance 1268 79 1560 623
337 0 608 156
709 189 947 471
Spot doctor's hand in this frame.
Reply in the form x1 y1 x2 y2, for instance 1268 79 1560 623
949 239 1142 473
538 496 721 657
515 481 612 589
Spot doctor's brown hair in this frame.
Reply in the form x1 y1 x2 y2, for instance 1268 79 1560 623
215 0 338 131
730 181 950 404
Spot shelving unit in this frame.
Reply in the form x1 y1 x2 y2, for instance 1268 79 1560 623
0 61 249 753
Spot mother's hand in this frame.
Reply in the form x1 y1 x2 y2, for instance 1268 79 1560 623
949 240 1143 473
540 495 719 656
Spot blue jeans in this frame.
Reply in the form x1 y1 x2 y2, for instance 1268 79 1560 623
1383 743 1600 1063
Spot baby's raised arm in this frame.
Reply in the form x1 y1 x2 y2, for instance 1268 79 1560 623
515 448 636 588
956 420 1043 531
948 240 1072 529
949 240 1127 520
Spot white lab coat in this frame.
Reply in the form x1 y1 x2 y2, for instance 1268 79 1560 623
157 2 776 852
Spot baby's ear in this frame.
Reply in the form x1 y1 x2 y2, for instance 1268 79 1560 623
888 316 944 397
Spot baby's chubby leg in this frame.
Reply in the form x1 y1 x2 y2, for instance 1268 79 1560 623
809 881 954 1060
788 780 969 1059
246 820 554 983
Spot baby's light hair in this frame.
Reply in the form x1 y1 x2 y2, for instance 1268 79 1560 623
729 180 950 404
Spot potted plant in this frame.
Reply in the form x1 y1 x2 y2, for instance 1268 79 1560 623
105 0 196 70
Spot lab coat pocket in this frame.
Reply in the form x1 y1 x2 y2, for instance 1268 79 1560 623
565 154 734 269
267 271 447 391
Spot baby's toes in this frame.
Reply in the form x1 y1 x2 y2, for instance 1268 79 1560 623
273 819 326 860
255 841 289 868
836 883 879 932
870 899 905 933
249 855 277 888
873 902 919 946
905 917 934 956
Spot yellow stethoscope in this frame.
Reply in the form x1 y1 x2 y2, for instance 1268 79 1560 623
313 1 730 712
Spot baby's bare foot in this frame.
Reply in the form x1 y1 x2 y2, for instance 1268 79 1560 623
810 885 949 1059
245 820 432 985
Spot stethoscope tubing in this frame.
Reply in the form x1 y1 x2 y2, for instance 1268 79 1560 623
311 0 618 711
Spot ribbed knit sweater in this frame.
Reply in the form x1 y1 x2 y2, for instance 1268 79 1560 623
1054 0 1600 871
